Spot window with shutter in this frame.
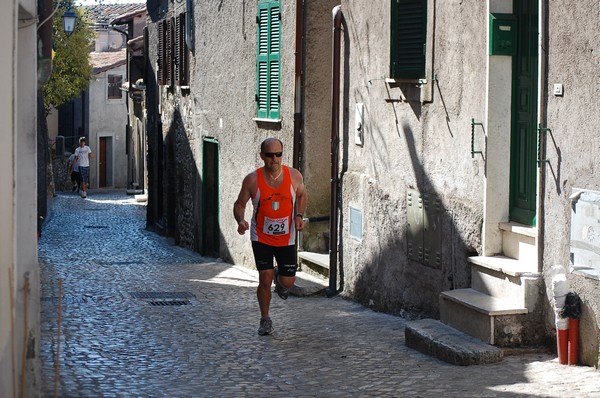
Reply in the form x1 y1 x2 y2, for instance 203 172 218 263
174 12 189 87
174 15 181 85
157 21 164 85
256 0 281 120
390 0 427 79
166 18 173 86
108 74 123 99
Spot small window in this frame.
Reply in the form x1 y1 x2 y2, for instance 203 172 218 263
255 0 281 120
390 0 427 79
108 74 123 99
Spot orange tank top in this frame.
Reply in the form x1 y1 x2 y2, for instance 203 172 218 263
250 165 297 246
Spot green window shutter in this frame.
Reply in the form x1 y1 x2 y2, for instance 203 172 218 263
390 0 427 79
256 0 281 119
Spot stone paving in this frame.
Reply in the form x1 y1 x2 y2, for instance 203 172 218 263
39 190 600 397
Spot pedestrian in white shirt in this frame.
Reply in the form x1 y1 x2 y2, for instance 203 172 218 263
74 137 93 198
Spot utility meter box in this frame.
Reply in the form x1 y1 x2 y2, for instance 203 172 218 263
489 13 517 56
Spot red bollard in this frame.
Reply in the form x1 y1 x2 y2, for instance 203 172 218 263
557 327 569 365
568 318 579 365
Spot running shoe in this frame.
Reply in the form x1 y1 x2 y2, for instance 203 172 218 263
258 318 273 335
274 267 289 300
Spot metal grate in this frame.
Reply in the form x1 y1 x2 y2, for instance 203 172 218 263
149 300 190 306
85 225 109 229
129 291 196 300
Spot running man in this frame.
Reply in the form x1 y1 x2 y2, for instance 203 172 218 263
233 137 308 335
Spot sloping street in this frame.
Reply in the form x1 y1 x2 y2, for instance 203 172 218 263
38 191 600 397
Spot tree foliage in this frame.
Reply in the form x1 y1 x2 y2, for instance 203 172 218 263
43 4 95 114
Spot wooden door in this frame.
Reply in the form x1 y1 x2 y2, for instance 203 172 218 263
509 0 538 226
99 137 107 187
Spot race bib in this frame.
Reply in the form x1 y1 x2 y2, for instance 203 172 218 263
263 216 289 235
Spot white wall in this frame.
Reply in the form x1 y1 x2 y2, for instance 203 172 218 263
88 64 128 189
1 0 41 395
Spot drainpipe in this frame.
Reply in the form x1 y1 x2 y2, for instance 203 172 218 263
537 0 546 275
327 5 343 297
292 0 305 170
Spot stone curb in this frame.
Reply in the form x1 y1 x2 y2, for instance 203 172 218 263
405 318 504 366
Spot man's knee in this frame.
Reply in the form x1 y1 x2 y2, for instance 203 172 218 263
258 270 274 287
278 263 297 277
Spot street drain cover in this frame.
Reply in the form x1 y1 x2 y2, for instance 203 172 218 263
85 225 109 229
129 291 196 299
149 300 190 306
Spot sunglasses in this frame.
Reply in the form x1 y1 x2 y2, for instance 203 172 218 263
263 152 283 158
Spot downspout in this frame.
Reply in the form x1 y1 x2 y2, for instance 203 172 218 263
536 0 546 274
327 5 343 297
292 0 305 170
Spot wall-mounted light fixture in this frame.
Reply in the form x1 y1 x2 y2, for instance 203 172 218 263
38 3 78 37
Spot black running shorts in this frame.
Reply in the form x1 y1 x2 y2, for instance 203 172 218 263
251 241 298 277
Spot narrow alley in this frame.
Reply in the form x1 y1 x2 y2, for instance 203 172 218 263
38 191 600 397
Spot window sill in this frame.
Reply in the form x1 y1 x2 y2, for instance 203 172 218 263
386 78 427 86
253 117 281 123
571 265 600 281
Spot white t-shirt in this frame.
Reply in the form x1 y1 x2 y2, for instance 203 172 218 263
75 145 92 167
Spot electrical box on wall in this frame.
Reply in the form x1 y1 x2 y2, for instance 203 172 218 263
407 189 442 268
355 103 364 146
489 13 517 56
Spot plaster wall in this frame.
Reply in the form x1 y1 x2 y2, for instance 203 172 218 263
95 30 125 52
543 0 600 367
0 4 17 396
89 65 128 189
147 0 298 260
300 0 339 252
338 0 487 316
196 0 297 262
0 0 41 395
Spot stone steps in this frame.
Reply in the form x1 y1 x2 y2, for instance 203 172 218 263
436 223 541 346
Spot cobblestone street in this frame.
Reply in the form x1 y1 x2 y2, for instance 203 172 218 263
39 191 600 397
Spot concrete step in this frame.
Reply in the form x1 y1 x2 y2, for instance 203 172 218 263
499 222 537 263
468 255 537 276
298 251 329 279
298 251 329 268
440 288 528 345
441 288 528 316
405 318 503 366
469 256 540 309
290 268 328 297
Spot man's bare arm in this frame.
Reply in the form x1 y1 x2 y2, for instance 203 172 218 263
291 169 308 231
233 173 256 235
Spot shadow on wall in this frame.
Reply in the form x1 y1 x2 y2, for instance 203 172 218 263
159 106 232 262
347 122 482 318
337 21 481 318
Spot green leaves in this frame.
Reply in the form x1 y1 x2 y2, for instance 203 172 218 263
43 5 94 114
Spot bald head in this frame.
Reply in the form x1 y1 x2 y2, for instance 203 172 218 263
260 138 283 153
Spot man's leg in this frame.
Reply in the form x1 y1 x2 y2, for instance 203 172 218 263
274 245 298 299
252 241 275 335
257 269 274 317
79 167 89 197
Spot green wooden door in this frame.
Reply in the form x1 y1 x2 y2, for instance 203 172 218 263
509 0 538 226
202 139 220 257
